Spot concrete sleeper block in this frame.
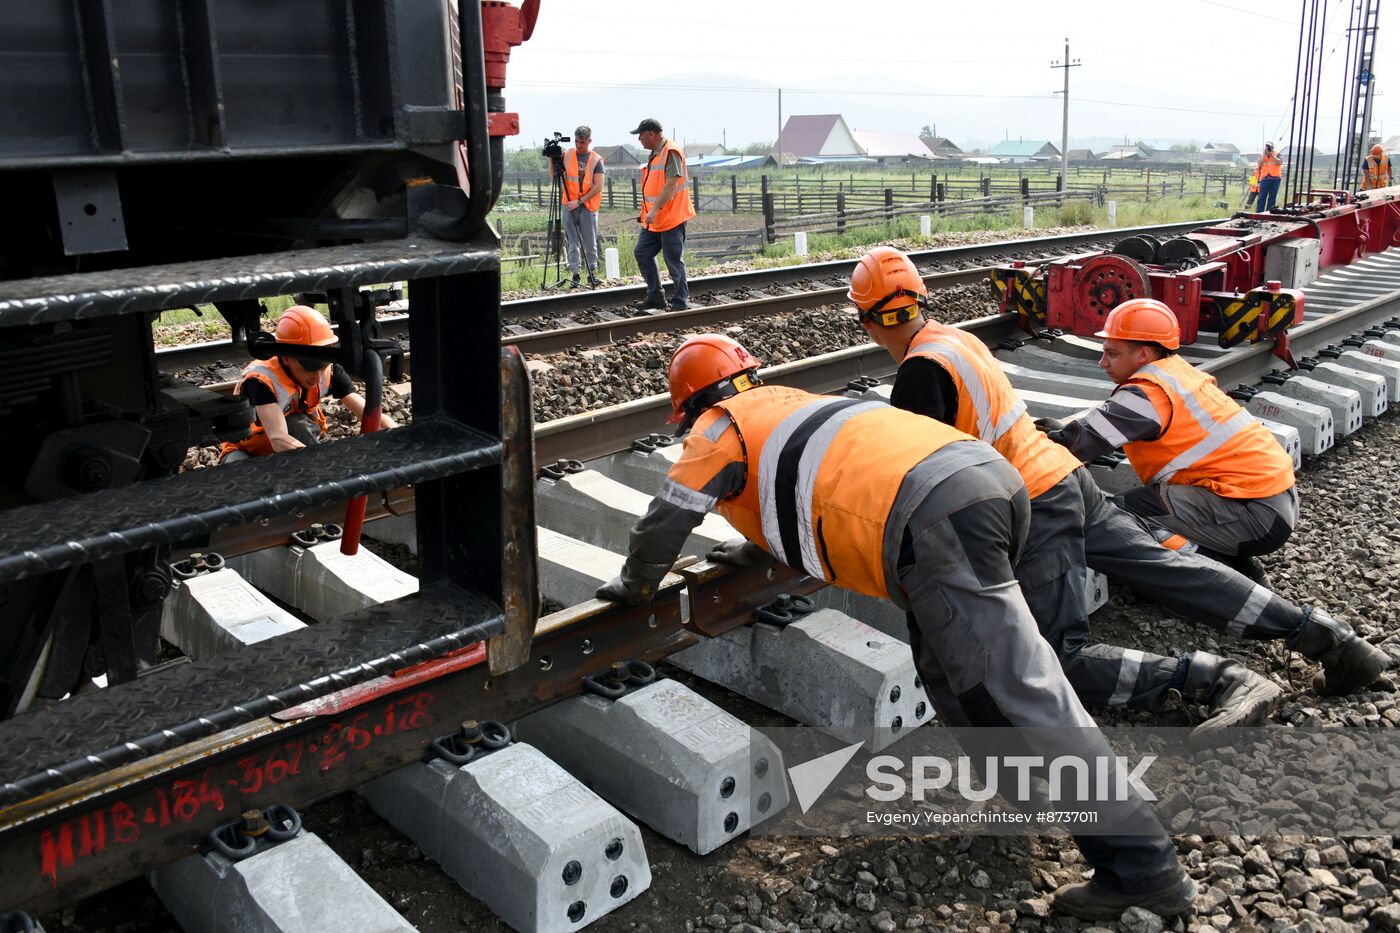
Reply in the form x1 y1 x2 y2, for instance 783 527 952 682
148 831 411 933
537 469 735 554
1243 391 1333 456
667 608 935 752
160 569 306 661
515 678 789 854
360 743 650 933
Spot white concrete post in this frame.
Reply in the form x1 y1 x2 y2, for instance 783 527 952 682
604 247 620 280
1107 201 1117 226
794 231 808 257
919 215 932 236
1023 206 1034 230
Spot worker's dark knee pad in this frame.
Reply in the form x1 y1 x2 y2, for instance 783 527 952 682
1237 513 1293 557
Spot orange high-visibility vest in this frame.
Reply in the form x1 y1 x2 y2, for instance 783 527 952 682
1363 153 1391 190
692 385 968 598
1248 173 1259 192
639 138 696 232
1121 354 1294 499
563 148 603 210
220 357 332 460
1257 152 1282 179
903 321 1080 499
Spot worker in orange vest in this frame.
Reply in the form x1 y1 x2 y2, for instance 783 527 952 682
220 306 395 463
630 117 695 311
1254 142 1282 211
849 246 1307 736
1043 298 1388 693
559 125 605 287
1362 143 1391 190
1244 171 1259 209
597 333 1196 921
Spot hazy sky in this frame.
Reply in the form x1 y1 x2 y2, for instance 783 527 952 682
503 0 1398 153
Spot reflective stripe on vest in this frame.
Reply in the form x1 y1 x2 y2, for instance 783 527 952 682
640 139 696 232
711 385 965 598
564 148 603 210
1121 355 1294 498
1257 153 1282 178
903 322 1079 498
220 358 331 459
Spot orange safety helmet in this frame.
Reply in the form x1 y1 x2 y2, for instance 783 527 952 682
275 305 337 346
1095 298 1181 350
847 247 928 326
666 334 762 425
1372 143 1386 157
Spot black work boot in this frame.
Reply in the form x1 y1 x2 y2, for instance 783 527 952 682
569 273 581 288
1053 871 1197 920
1291 607 1391 696
1181 652 1281 748
587 270 601 288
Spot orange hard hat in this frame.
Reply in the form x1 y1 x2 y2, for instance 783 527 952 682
275 305 336 346
848 247 927 326
1373 143 1386 156
666 334 761 424
1095 298 1181 350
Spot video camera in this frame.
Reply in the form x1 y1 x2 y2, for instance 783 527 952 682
542 131 567 163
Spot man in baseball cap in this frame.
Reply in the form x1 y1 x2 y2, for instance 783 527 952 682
629 118 695 311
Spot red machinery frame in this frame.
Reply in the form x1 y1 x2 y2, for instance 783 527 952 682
992 187 1400 360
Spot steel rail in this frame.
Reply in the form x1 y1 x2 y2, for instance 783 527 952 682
153 219 1218 372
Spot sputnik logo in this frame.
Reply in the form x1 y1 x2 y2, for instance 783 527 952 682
787 741 864 813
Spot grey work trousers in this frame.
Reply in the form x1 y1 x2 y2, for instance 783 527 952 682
1117 482 1298 557
564 206 599 274
1021 467 1305 710
894 456 1179 893
220 413 322 464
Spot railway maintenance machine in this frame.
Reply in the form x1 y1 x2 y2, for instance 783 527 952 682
992 187 1400 361
0 0 556 916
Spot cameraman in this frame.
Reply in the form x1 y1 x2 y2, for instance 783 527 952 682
553 125 605 288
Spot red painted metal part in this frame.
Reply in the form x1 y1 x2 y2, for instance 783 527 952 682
1026 187 1400 346
271 642 487 721
481 0 539 90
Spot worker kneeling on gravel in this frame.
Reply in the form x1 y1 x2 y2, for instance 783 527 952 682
597 333 1198 920
220 305 396 463
852 249 1387 705
1045 298 1297 576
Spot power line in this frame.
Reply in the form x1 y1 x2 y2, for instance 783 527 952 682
1193 0 1299 25
515 80 1285 117
526 46 1042 65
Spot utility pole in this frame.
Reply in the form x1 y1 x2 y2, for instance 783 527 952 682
777 88 783 166
1050 38 1081 192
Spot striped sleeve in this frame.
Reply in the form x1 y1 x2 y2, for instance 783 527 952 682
1048 385 1166 462
626 411 747 569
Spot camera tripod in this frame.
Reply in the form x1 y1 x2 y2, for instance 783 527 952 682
541 145 570 290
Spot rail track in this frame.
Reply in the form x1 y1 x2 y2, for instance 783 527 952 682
153 221 1218 373
10 232 1400 931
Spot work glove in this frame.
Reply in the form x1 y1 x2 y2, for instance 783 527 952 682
595 558 674 608
1033 416 1068 435
706 538 774 568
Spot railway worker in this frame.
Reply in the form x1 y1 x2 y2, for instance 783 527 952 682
219 305 395 463
560 125 604 288
850 248 1388 711
630 117 694 312
1039 297 1388 693
597 333 1198 921
1363 143 1392 190
1254 142 1283 211
1244 170 1259 209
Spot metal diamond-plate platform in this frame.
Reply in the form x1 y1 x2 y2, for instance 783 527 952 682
0 237 499 325
0 584 503 798
0 420 500 583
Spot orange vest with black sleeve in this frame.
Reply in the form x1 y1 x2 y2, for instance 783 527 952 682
1121 354 1294 499
668 385 968 598
903 321 1080 498
219 357 332 460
